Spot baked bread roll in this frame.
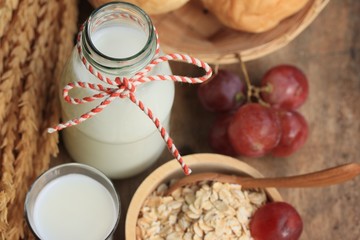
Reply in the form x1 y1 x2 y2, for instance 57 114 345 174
89 0 190 15
202 0 310 33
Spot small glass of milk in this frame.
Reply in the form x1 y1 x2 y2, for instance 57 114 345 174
24 163 120 240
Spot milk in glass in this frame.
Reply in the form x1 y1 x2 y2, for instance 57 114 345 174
25 163 120 240
33 174 117 240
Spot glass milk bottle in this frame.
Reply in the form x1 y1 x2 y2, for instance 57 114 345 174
60 2 174 179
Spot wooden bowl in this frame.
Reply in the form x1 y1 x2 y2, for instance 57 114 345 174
88 0 328 64
150 0 329 64
125 153 283 239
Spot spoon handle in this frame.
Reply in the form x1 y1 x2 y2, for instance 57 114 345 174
166 163 360 195
239 163 360 188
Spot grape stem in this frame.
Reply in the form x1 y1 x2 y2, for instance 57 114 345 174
236 53 270 107
252 87 270 107
213 54 228 75
237 53 252 102
213 63 219 75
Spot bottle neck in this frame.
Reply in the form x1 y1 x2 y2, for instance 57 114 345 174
81 2 157 76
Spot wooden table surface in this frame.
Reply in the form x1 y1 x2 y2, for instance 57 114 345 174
55 1 360 239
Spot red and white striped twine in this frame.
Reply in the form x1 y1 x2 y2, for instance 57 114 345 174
48 18 212 175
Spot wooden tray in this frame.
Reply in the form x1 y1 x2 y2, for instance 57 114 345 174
151 0 329 64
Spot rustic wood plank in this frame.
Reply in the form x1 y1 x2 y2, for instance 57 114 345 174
54 0 360 239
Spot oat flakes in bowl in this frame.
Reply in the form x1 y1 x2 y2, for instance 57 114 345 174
137 180 267 239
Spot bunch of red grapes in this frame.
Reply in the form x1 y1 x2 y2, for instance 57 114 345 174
198 65 307 239
198 65 309 158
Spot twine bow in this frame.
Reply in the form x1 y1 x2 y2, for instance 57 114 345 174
48 21 212 175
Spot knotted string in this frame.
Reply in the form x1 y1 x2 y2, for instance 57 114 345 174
48 18 212 175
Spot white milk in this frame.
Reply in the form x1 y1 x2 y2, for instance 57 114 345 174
60 22 174 178
91 25 147 58
33 174 117 240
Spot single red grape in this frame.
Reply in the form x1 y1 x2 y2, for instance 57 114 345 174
209 113 237 156
250 202 303 240
261 65 309 110
228 103 281 157
198 70 246 112
272 110 308 157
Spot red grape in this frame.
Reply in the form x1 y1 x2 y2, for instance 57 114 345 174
209 113 237 156
198 70 246 112
228 103 281 157
250 202 303 240
261 65 309 110
272 110 308 157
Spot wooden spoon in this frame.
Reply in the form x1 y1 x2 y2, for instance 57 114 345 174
166 163 360 195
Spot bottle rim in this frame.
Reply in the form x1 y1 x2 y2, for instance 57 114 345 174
82 1 156 73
